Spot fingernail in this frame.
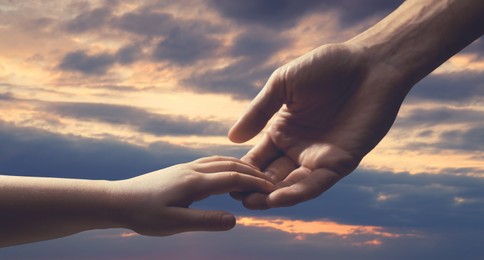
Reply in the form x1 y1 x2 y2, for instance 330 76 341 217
222 214 236 229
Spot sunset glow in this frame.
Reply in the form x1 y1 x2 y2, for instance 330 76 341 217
1 0 483 259
237 216 413 245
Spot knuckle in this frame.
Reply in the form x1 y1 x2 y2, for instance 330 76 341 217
182 172 202 184
227 171 241 185
225 161 238 171
209 155 224 161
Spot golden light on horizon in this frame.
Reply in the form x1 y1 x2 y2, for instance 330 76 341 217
237 216 412 244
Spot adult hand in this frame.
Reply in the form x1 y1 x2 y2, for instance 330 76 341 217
229 43 408 209
110 156 274 236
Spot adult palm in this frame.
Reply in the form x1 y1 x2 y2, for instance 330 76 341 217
229 43 408 209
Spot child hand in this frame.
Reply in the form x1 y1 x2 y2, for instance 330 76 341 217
109 156 274 236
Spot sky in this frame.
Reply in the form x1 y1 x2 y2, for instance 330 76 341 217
0 0 483 259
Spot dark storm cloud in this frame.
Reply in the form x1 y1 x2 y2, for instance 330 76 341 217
0 120 202 180
58 50 117 75
395 107 484 127
45 102 229 136
406 71 484 103
210 0 402 29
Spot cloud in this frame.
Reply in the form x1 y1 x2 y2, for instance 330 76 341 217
111 9 175 36
395 107 484 127
182 59 273 99
231 28 289 60
403 125 484 152
196 168 484 230
182 28 289 99
58 43 145 75
0 120 207 180
407 71 484 103
64 7 112 33
58 50 117 75
61 8 223 69
461 38 484 58
115 44 144 65
152 28 220 65
436 126 484 151
1 220 483 260
209 0 322 29
44 102 229 136
209 0 402 29
2 124 481 258
0 92 15 101
335 0 401 27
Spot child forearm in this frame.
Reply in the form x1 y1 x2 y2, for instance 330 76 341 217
0 175 118 247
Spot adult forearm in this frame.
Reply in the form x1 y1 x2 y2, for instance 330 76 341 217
0 175 118 247
348 0 484 88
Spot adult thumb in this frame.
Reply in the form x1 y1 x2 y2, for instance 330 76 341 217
228 69 285 143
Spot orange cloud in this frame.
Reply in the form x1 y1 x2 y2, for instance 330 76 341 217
237 216 416 246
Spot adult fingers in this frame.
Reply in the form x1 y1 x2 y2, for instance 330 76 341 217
229 134 282 201
263 156 297 183
228 69 285 143
232 161 300 210
241 133 282 171
241 193 271 210
266 168 341 208
230 155 296 205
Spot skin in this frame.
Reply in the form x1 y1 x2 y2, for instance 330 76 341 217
229 0 484 209
0 156 273 247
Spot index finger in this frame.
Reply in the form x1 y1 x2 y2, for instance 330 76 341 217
228 71 284 143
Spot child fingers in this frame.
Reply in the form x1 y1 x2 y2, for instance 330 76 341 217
200 172 275 195
196 160 270 182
